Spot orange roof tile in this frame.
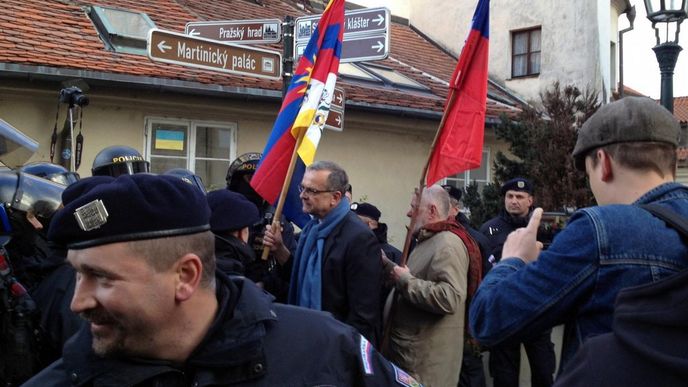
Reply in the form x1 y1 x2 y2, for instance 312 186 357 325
0 0 523 119
674 96 688 124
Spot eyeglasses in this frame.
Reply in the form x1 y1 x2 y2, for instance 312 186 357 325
298 184 334 196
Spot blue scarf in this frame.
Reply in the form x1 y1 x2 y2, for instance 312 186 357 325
288 198 350 310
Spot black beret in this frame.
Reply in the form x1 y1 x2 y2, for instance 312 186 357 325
441 184 463 202
351 202 381 221
207 189 260 233
49 174 210 249
501 177 533 196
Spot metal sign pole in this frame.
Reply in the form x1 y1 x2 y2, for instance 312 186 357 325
282 16 294 97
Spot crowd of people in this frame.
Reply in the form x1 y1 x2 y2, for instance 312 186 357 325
1 96 687 386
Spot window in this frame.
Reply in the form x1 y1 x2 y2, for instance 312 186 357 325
89 5 156 55
145 118 236 190
442 149 491 192
338 63 383 83
511 27 541 77
359 64 430 91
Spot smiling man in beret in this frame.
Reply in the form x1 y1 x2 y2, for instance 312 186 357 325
24 174 417 387
470 96 688 380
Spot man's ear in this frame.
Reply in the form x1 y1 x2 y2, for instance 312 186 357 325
174 253 203 302
599 150 614 182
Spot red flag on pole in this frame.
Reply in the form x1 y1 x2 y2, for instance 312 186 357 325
425 0 490 186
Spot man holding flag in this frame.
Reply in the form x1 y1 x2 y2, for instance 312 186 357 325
252 0 382 345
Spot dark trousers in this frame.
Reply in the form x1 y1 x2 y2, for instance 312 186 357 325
488 330 555 387
458 347 486 387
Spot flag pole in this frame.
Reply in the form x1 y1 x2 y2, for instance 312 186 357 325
260 128 307 260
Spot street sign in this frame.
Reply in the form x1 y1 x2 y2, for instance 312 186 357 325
294 7 390 63
147 29 282 80
325 86 345 131
185 18 282 44
325 109 344 131
331 87 345 110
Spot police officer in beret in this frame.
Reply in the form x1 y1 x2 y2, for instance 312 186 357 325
351 202 401 264
23 174 419 387
207 189 260 275
226 152 296 302
478 178 555 387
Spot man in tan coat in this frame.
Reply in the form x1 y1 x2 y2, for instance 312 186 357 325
385 185 470 386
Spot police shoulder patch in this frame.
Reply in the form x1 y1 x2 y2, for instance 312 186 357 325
359 335 374 375
393 364 422 387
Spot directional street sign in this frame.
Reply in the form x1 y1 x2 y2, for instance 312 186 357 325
325 86 345 131
147 29 282 80
294 7 390 63
185 18 282 44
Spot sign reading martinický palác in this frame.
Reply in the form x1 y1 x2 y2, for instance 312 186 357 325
147 29 282 80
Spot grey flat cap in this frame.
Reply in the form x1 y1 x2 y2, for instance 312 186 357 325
572 97 680 171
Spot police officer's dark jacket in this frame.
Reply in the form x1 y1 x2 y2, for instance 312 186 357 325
23 273 415 387
479 208 531 262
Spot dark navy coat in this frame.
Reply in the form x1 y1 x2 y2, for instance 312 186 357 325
23 274 412 387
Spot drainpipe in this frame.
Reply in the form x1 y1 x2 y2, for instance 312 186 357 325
618 5 636 98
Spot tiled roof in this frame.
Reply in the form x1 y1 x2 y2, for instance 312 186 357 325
0 0 523 119
674 96 688 124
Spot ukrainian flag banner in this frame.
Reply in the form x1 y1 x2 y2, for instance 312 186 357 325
251 0 344 227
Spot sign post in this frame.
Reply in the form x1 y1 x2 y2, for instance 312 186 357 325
147 29 282 80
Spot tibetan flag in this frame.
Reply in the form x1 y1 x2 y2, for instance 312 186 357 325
251 0 344 227
425 0 489 186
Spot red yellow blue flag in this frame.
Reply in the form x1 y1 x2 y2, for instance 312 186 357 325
251 0 344 227
425 0 489 186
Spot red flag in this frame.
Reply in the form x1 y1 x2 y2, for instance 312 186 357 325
425 0 490 186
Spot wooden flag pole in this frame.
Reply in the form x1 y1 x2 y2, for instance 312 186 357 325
260 128 307 260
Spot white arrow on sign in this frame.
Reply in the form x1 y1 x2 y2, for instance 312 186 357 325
373 14 384 26
372 41 384 53
336 94 343 104
188 29 200 37
335 115 342 125
157 40 172 53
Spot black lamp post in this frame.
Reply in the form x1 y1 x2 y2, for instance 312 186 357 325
644 0 688 113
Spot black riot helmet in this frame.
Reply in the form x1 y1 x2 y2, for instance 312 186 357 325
164 168 207 194
226 152 264 207
92 145 150 177
19 161 80 186
0 171 65 229
226 152 261 190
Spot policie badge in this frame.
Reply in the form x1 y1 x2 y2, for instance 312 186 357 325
393 364 422 387
517 181 525 189
74 199 109 231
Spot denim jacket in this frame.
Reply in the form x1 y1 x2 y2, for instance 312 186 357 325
469 182 688 369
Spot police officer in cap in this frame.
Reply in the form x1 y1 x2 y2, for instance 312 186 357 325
479 178 555 387
91 145 149 177
226 152 296 301
24 174 418 387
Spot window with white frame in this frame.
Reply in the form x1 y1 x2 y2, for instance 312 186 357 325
145 118 236 190
442 149 491 192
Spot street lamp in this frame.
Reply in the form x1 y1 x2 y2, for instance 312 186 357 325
644 0 688 112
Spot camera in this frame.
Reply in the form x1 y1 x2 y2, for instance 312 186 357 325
58 87 89 107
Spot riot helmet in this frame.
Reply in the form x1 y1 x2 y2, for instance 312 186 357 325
92 145 150 177
226 152 264 207
19 161 80 186
164 168 206 194
0 171 65 233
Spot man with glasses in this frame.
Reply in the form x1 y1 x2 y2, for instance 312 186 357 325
263 161 383 345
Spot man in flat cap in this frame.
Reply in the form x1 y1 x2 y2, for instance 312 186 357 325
470 97 688 379
477 178 555 387
24 174 417 386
